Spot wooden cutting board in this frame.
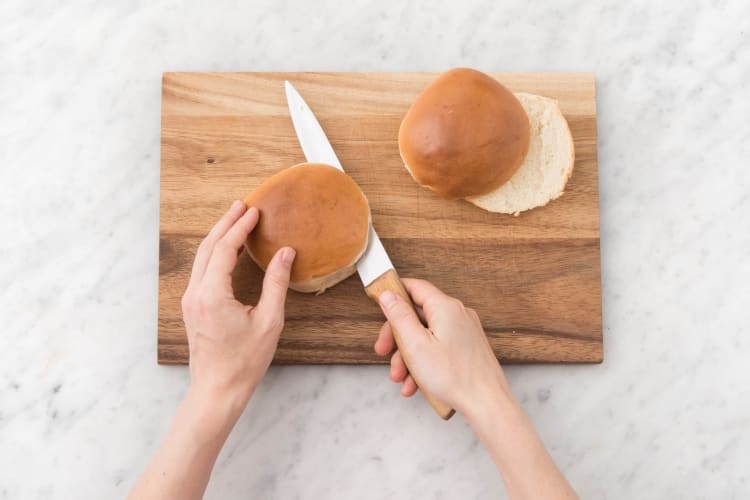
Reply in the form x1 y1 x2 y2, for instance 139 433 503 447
159 72 602 365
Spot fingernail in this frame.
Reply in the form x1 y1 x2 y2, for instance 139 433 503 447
281 247 296 266
380 291 397 309
231 199 242 210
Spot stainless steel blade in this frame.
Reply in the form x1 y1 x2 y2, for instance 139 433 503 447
284 81 343 171
284 80 394 287
355 226 395 287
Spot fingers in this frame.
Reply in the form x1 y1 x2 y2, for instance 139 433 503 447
255 246 296 318
221 206 260 254
400 278 449 307
388 350 417 397
204 207 260 285
401 278 459 325
466 307 482 325
189 200 247 289
390 350 408 382
401 375 418 397
378 290 429 354
374 321 395 355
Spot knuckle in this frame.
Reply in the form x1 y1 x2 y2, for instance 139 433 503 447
181 293 193 313
213 239 232 256
390 303 413 322
446 297 464 312
196 289 218 311
259 314 284 333
266 270 289 289
197 237 212 254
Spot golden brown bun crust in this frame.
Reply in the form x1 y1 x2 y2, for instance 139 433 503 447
398 68 530 199
243 163 370 288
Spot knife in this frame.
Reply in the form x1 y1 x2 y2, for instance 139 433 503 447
284 81 455 420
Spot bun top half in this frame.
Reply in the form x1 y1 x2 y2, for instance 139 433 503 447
243 163 370 289
398 68 530 199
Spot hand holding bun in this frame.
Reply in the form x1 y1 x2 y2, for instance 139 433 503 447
243 163 370 294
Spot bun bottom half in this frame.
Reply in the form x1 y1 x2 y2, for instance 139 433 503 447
464 93 575 215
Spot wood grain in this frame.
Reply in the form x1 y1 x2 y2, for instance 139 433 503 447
159 72 602 365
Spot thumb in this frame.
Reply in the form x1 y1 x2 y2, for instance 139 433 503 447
256 247 296 317
378 291 428 354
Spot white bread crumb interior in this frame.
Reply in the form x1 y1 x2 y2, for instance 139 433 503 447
465 92 575 215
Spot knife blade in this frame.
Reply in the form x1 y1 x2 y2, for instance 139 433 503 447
284 80 454 420
284 81 393 289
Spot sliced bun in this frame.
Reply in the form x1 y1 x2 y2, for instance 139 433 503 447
398 68 530 199
243 163 370 294
466 93 575 215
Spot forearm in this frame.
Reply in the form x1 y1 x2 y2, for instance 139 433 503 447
128 387 245 500
467 389 577 500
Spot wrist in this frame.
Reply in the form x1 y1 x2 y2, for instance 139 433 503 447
458 364 513 417
185 382 253 438
463 383 544 469
463 376 520 433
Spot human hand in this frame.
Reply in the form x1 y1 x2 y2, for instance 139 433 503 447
129 201 295 500
373 278 512 417
181 200 296 415
374 280 578 499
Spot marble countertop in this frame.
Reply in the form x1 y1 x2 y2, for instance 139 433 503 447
2 1 748 498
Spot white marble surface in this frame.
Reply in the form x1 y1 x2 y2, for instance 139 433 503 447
2 0 749 498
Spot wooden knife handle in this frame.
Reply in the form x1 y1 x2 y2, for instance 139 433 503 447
365 269 455 420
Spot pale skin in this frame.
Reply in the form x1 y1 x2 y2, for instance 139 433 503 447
129 201 577 500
